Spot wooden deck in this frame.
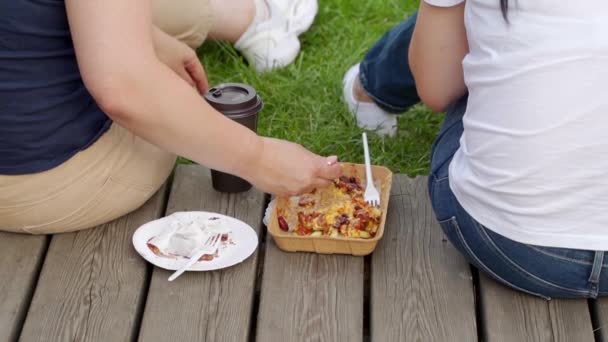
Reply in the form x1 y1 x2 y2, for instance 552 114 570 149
0 164 603 342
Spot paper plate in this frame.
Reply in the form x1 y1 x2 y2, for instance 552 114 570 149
132 211 258 272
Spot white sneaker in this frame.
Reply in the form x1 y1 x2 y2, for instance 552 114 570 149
274 0 319 36
343 64 398 137
235 0 301 73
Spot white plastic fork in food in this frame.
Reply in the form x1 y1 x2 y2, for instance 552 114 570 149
168 234 221 281
362 133 380 207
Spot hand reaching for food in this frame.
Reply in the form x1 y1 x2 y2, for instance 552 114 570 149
242 137 342 197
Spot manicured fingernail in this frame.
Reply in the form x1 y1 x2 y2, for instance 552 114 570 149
326 156 338 166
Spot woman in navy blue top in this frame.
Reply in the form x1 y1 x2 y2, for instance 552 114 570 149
0 0 338 234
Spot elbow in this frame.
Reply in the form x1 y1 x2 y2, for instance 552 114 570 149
410 57 450 112
412 74 464 112
409 48 466 113
94 87 120 117
95 88 129 121
410 63 459 112
418 90 454 113
87 75 138 124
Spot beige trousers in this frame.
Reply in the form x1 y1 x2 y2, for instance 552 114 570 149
0 0 212 234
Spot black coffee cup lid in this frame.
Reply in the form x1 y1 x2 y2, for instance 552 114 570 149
204 83 263 118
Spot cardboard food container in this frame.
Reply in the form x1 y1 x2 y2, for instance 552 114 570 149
267 163 393 256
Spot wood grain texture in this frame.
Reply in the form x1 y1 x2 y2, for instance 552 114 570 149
480 273 595 342
18 186 167 342
370 175 478 341
257 234 364 342
138 165 264 342
0 233 47 342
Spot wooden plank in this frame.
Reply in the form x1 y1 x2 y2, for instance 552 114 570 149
370 175 478 341
480 272 595 341
138 165 264 342
256 233 364 342
19 185 167 342
0 233 47 342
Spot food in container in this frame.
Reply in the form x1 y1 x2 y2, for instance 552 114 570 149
268 163 393 256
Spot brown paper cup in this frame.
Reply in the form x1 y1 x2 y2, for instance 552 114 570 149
204 83 263 193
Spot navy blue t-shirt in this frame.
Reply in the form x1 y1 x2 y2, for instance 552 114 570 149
0 0 111 174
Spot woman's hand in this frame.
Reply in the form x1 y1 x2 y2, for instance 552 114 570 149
152 26 208 94
243 137 343 197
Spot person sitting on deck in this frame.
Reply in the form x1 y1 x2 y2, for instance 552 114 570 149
343 0 608 299
0 0 341 235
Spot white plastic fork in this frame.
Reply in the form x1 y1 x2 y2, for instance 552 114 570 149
362 133 380 207
168 234 221 281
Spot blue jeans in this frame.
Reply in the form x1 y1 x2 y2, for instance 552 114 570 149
362 14 608 299
359 13 419 113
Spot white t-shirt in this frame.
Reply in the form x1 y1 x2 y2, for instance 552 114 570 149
426 0 608 250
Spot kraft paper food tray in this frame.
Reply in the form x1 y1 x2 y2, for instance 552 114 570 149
268 163 393 256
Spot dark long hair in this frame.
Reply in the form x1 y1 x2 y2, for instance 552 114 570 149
500 0 509 21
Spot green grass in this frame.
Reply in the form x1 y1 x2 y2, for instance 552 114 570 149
196 0 440 176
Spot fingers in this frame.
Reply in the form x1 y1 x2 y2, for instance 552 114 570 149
314 155 343 180
184 57 209 94
326 155 338 166
177 68 196 88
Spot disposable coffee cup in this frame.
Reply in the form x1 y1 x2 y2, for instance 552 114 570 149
204 83 263 193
